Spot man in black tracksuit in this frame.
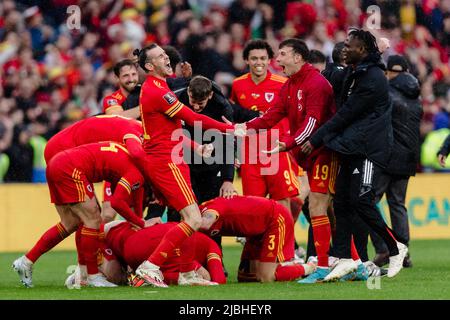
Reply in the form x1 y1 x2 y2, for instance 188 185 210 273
302 29 408 280
176 76 237 204
369 55 423 268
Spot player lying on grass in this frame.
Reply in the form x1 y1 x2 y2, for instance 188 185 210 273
65 221 226 288
13 141 150 288
199 195 315 283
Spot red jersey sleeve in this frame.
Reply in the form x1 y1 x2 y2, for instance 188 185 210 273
282 77 333 150
205 242 226 284
245 85 288 130
110 174 145 228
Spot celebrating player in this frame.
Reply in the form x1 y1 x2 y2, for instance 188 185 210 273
132 44 244 287
199 196 315 283
102 59 140 118
13 141 148 288
230 39 301 210
233 39 337 283
69 221 226 287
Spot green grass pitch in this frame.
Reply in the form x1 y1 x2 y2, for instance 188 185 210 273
1 240 450 300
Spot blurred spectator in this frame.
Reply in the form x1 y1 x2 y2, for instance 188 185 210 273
3 124 34 182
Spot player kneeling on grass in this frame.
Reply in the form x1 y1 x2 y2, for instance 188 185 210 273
66 221 225 288
199 196 315 283
13 141 150 288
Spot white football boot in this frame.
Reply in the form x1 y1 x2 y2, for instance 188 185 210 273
12 256 34 288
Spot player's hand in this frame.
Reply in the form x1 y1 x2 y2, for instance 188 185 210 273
233 123 247 137
262 140 286 154
438 154 447 167
378 37 390 53
301 141 314 155
220 181 238 199
196 143 214 158
180 62 192 78
144 217 163 228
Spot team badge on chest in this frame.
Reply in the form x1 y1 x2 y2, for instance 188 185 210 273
265 92 274 103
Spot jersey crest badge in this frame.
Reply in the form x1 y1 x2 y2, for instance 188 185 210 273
297 90 303 100
163 92 177 105
265 92 274 103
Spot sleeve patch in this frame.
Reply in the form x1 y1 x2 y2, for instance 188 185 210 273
163 92 177 105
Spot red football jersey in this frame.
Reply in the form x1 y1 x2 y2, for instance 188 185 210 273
230 71 287 113
44 115 143 163
199 196 281 237
139 75 233 157
231 71 290 163
60 141 141 186
139 75 185 155
51 141 145 226
246 63 336 170
102 88 127 113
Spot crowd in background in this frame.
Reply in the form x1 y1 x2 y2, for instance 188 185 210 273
0 0 449 182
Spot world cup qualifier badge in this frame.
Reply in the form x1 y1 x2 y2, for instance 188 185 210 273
163 92 177 105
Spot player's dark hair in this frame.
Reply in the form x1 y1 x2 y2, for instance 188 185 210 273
348 28 380 55
332 41 345 64
279 38 310 61
133 43 158 72
113 59 137 77
162 45 182 72
188 75 213 100
242 39 274 60
308 49 326 64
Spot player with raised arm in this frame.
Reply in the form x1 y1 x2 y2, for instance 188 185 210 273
132 44 243 287
233 39 338 283
230 39 302 211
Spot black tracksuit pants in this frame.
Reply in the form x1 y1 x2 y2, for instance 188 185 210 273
333 155 400 258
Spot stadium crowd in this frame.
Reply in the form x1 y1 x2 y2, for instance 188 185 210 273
2 0 450 288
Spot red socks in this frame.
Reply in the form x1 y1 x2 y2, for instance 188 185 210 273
148 222 194 267
80 226 100 275
26 222 70 263
206 255 227 284
275 264 306 281
350 236 361 261
311 215 331 268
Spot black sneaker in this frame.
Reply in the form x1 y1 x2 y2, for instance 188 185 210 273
373 252 389 267
403 253 413 268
